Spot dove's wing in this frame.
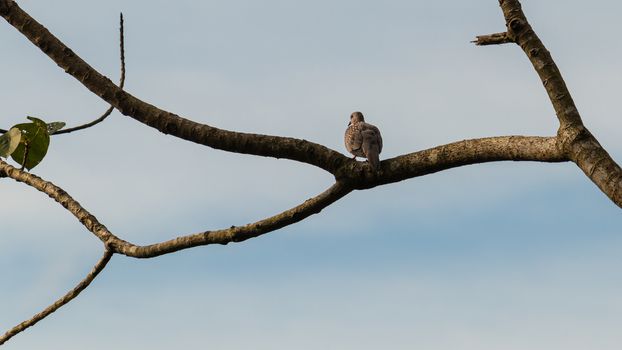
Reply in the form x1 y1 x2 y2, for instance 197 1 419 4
345 125 364 154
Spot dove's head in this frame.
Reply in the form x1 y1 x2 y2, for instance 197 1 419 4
349 111 365 126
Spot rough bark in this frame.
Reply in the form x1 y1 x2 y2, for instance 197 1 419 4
493 0 622 207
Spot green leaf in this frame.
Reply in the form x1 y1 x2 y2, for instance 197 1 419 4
0 128 22 158
11 121 50 170
47 121 66 134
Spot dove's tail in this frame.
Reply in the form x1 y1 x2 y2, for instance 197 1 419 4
364 145 380 171
362 130 381 171
367 150 380 171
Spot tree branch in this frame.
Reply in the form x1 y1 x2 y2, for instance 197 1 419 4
0 249 113 346
475 0 622 207
0 134 568 258
332 136 565 189
0 0 347 174
496 0 581 128
375 135 565 187
0 155 350 257
0 156 349 256
113 181 353 258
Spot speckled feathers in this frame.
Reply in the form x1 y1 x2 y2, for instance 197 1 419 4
344 111 383 170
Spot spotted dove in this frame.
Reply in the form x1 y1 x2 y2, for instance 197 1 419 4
344 111 383 171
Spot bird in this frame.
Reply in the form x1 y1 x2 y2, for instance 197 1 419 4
344 111 383 171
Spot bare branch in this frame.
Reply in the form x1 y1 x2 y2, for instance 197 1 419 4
333 136 566 189
0 249 113 346
113 181 353 258
565 128 622 206
375 135 565 188
472 32 513 46
0 0 347 174
53 13 126 135
0 155 351 257
476 0 622 207
496 0 581 128
0 134 568 258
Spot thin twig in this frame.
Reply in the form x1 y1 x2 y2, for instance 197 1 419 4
19 141 28 170
0 249 113 345
53 13 126 135
0 13 125 135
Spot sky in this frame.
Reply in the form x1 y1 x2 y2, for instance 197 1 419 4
1 0 621 349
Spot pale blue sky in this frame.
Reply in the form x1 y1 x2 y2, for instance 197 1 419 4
1 1 621 349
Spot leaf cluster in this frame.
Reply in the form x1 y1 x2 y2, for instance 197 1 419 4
0 117 65 170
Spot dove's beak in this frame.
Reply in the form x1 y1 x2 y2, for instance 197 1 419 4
348 121 351 126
